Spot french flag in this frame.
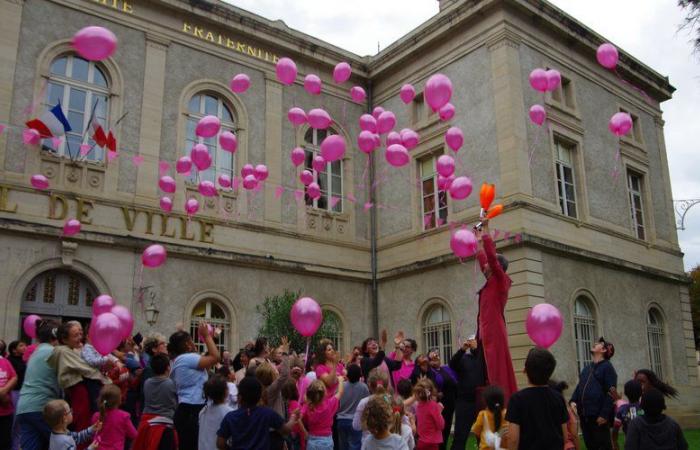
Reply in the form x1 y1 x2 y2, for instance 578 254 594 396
25 103 72 138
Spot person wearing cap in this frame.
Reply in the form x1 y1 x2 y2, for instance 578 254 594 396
449 335 486 450
570 337 618 450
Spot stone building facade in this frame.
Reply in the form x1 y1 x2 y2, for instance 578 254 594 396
0 0 697 424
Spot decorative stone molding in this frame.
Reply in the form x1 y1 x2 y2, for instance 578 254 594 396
61 241 78 266
485 28 522 52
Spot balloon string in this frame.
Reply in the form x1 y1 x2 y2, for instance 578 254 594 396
358 155 370 189
304 337 311 368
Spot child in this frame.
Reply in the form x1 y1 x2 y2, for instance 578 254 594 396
471 386 509 450
216 365 239 410
199 375 234 450
414 378 445 450
353 368 391 443
301 378 345 450
217 376 298 449
624 387 687 449
613 380 643 450
133 353 178 450
43 399 100 450
505 348 568 450
91 384 138 450
337 364 370 450
391 397 415 450
281 379 307 450
549 381 579 450
360 395 408 450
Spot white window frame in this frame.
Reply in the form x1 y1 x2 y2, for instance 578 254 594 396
422 304 452 363
573 296 597 374
554 139 578 218
419 155 448 231
647 307 665 379
189 299 230 355
627 171 646 240
304 128 343 213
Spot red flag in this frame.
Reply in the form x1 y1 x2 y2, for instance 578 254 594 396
106 131 116 153
91 122 107 148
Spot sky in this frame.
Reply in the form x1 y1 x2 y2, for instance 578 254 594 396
226 0 700 270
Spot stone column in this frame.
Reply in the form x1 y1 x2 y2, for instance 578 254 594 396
0 0 24 173
263 74 282 223
654 116 678 245
679 285 699 387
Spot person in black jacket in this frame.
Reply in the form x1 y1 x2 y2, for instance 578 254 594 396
449 335 486 450
359 330 401 381
624 387 687 450
428 349 458 450
570 337 618 450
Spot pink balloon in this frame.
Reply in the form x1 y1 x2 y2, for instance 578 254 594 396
596 43 619 70
437 174 455 191
449 176 473 200
438 103 455 121
241 163 255 178
350 86 366 103
312 155 326 172
526 303 563 348
63 218 81 236
142 244 167 268
160 196 173 212
242 174 258 190
529 68 548 93
546 70 561 92
386 144 409 167
158 176 176 193
372 106 385 119
307 182 321 199
185 198 199 215
23 129 41 145
290 297 323 337
72 26 117 61
92 295 114 316
191 144 212 171
23 314 42 338
111 305 134 339
376 111 396 134
276 57 297 85
218 174 232 189
300 170 314 186
30 174 49 190
436 155 455 177
219 131 238 153
400 129 419 150
288 107 307 126
91 312 122 355
254 164 269 181
320 135 346 162
609 112 633 137
198 180 217 197
176 156 192 174
445 127 464 152
372 133 381 147
308 108 332 130
195 115 221 138
304 74 322 95
359 114 377 133
357 130 377 154
450 228 478 258
400 84 416 104
229 73 251 93
386 131 402 147
333 62 352 84
424 74 453 111
198 323 214 343
291 147 306 167
529 104 546 126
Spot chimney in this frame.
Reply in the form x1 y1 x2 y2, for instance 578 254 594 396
438 0 459 11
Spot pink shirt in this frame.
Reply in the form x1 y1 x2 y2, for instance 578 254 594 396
416 400 445 445
315 363 345 395
0 358 17 416
91 408 137 450
389 352 414 389
301 396 339 437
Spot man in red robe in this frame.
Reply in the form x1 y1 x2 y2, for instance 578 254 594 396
475 219 518 402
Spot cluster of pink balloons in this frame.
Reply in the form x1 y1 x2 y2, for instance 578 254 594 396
290 296 323 337
239 162 270 191
526 303 563 348
90 294 135 355
529 68 561 93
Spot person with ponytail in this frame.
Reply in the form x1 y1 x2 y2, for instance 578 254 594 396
90 384 137 450
471 385 508 450
390 397 415 450
413 378 445 450
634 369 678 399
352 368 391 444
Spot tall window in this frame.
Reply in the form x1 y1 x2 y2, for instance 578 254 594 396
647 307 665 378
190 299 230 355
627 171 646 240
412 92 427 125
573 296 597 374
420 156 448 230
422 304 452 362
554 138 577 218
44 54 109 161
304 128 343 212
185 93 236 183
551 75 576 110
620 108 643 144
321 310 344 353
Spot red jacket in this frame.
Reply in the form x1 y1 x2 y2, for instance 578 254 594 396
476 234 518 402
416 400 445 444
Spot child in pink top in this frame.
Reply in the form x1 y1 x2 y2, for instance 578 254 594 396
414 379 445 450
301 379 344 449
282 379 307 450
91 384 137 450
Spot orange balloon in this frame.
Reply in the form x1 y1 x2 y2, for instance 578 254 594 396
486 204 503 219
480 183 495 210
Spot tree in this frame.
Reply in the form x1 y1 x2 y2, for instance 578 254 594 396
688 265 700 349
679 0 700 53
256 289 344 355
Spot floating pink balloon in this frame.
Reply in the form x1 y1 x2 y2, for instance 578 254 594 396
359 114 377 133
160 196 173 212
198 180 217 197
254 164 269 181
111 305 134 339
357 131 377 154
218 174 232 189
308 108 332 130
400 129 419 150
191 144 212 171
72 26 117 61
241 163 255 178
242 174 258 190
529 68 548 93
30 174 49 190
312 155 326 172
23 314 42 338
219 131 237 153
288 107 307 126
437 174 455 191
438 103 455 121
424 74 453 111
333 62 352 84
320 135 346 162
307 182 321 199
451 228 478 258
185 198 199 215
526 303 563 348
142 244 167 268
436 155 455 177
596 43 619 70
198 323 214 343
445 127 464 152
386 144 409 167
230 73 251 93
291 147 306 166
609 112 633 137
386 131 402 147
276 57 297 85
195 115 221 138
449 176 473 200
304 74 322 95
372 133 381 147
372 106 385 119
376 111 396 134
158 176 176 193
529 104 546 126
290 297 323 337
400 84 416 104
92 295 114 316
350 86 366 103
545 70 561 92
300 170 314 186
63 218 81 236
91 312 122 355
176 156 192 174
23 128 41 145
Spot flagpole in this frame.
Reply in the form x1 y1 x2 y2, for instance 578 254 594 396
78 99 99 162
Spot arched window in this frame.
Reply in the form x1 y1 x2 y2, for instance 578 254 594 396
190 299 230 355
185 93 236 183
304 128 343 213
647 307 665 378
422 304 452 362
44 54 110 161
320 310 344 353
573 296 597 373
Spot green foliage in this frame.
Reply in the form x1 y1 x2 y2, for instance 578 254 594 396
679 0 700 52
688 265 700 349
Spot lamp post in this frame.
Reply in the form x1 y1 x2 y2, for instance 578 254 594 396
145 298 159 326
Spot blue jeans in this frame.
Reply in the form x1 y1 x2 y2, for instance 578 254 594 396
307 435 334 450
337 418 362 450
16 412 51 450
